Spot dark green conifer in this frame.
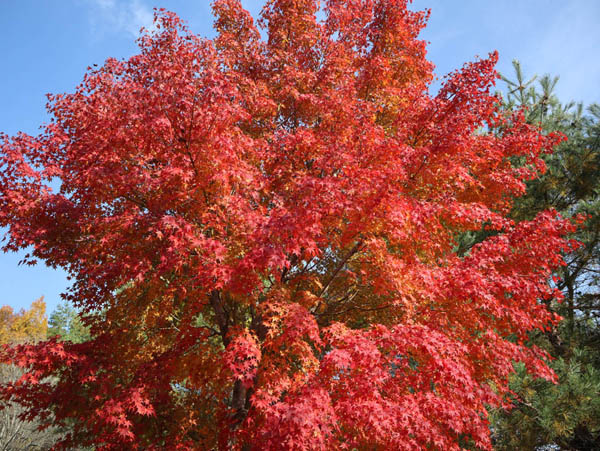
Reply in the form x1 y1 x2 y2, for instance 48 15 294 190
490 61 600 451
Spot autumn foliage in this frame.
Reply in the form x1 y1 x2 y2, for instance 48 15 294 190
0 1 578 449
0 298 47 345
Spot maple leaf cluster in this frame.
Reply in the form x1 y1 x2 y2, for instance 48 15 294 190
0 1 578 449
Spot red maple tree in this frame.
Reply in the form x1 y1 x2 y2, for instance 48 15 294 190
0 1 577 449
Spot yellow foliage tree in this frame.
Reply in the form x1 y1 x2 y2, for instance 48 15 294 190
0 297 47 345
0 298 58 449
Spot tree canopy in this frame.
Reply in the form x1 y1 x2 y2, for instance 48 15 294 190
0 1 579 449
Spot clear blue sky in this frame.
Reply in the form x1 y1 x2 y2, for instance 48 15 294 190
1 0 599 314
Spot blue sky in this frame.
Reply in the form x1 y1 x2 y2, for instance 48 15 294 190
1 0 599 314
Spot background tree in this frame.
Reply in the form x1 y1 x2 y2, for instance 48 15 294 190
0 297 46 346
48 302 91 344
0 2 579 449
490 60 600 450
0 298 60 450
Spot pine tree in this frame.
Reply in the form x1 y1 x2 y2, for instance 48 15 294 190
48 302 91 343
491 61 600 451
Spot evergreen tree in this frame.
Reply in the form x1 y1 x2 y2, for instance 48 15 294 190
48 301 90 343
491 60 600 451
